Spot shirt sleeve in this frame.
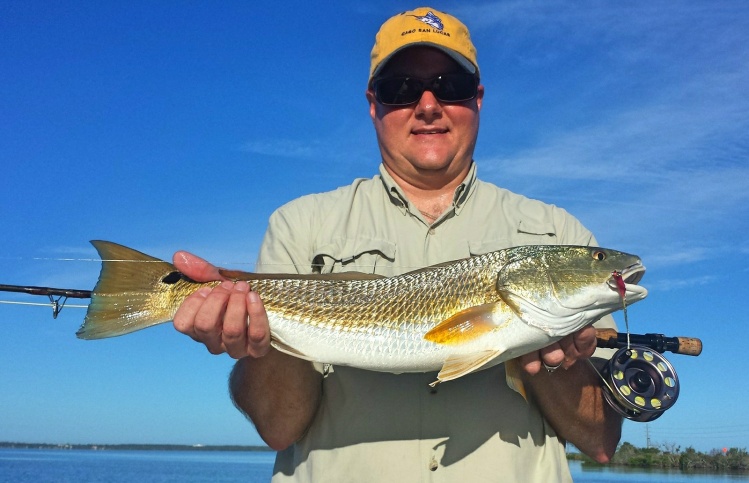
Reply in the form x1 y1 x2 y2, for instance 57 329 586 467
256 200 314 275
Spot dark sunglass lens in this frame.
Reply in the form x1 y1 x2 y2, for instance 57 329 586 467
375 77 423 105
374 74 477 105
433 74 477 102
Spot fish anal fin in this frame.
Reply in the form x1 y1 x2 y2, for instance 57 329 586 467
270 338 314 362
504 358 528 401
424 303 506 345
432 350 503 385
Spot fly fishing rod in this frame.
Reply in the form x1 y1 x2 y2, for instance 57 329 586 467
0 282 702 422
0 280 706 353
0 283 92 318
0 283 92 299
594 328 702 422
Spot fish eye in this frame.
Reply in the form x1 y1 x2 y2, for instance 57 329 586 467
592 250 606 261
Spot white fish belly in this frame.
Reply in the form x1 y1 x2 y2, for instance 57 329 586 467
269 315 450 372
268 314 560 374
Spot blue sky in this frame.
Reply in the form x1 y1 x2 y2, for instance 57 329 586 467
1 1 747 452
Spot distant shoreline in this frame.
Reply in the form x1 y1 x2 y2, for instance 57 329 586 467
0 442 273 452
568 443 749 473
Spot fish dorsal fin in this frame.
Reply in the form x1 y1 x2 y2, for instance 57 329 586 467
398 257 464 276
423 303 507 345
430 350 504 386
219 269 385 281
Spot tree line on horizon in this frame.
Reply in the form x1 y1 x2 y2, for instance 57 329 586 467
569 441 749 472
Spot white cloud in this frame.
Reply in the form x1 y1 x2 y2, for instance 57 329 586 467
239 139 317 158
646 274 718 292
643 247 711 267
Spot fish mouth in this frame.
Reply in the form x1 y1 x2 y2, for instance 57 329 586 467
608 262 646 290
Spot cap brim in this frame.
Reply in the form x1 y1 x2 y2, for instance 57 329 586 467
371 43 477 81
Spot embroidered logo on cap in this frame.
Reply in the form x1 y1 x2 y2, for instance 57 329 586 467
411 11 444 30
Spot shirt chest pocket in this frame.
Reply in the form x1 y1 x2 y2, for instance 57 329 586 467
311 237 397 275
467 221 559 256
515 220 558 245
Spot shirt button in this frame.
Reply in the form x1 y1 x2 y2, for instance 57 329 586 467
428 228 436 236
429 456 439 471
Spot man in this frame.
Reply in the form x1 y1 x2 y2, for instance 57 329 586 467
173 7 622 482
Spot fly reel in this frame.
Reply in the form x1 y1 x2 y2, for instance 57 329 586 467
599 345 679 422
595 329 701 422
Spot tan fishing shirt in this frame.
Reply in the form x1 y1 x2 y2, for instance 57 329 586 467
256 162 616 482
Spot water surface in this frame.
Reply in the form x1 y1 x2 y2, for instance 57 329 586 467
2 449 746 482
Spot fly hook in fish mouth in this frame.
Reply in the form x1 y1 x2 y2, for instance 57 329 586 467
608 262 645 293
609 265 643 349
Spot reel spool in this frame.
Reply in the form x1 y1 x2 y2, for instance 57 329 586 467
599 345 679 422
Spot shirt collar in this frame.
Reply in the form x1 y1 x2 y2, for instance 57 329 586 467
378 164 410 215
452 162 477 215
378 162 479 217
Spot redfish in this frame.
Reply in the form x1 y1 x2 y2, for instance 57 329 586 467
78 241 647 385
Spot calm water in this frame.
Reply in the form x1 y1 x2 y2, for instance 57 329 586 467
1 449 747 482
0 448 274 483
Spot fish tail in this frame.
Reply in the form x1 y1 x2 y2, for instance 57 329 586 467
76 241 179 340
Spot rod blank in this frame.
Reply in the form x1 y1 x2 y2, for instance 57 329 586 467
0 283 92 299
596 328 702 356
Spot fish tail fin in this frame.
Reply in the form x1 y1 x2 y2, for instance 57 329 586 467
77 241 179 340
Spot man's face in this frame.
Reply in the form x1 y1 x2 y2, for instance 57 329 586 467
366 47 483 190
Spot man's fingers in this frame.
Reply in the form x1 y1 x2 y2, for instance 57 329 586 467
519 325 600 376
193 281 233 354
572 325 598 358
223 282 251 359
519 353 543 375
246 291 271 358
173 250 225 282
173 286 211 336
170 251 274 360
539 343 565 368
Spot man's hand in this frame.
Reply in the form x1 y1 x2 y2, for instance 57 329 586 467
519 325 598 375
172 251 271 359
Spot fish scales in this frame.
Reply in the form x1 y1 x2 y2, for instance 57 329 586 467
254 252 505 333
250 252 509 371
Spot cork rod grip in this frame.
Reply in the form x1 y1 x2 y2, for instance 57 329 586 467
674 336 703 356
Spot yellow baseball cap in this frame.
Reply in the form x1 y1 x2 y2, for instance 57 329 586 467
369 7 479 82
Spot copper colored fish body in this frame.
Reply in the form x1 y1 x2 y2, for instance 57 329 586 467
78 242 647 385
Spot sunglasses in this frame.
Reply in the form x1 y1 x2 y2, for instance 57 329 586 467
372 73 479 106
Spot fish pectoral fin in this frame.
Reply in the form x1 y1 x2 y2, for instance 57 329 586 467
423 303 506 345
497 289 523 317
270 338 314 362
432 350 504 386
504 358 528 401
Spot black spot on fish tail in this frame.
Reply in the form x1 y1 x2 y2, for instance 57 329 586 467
161 271 183 284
